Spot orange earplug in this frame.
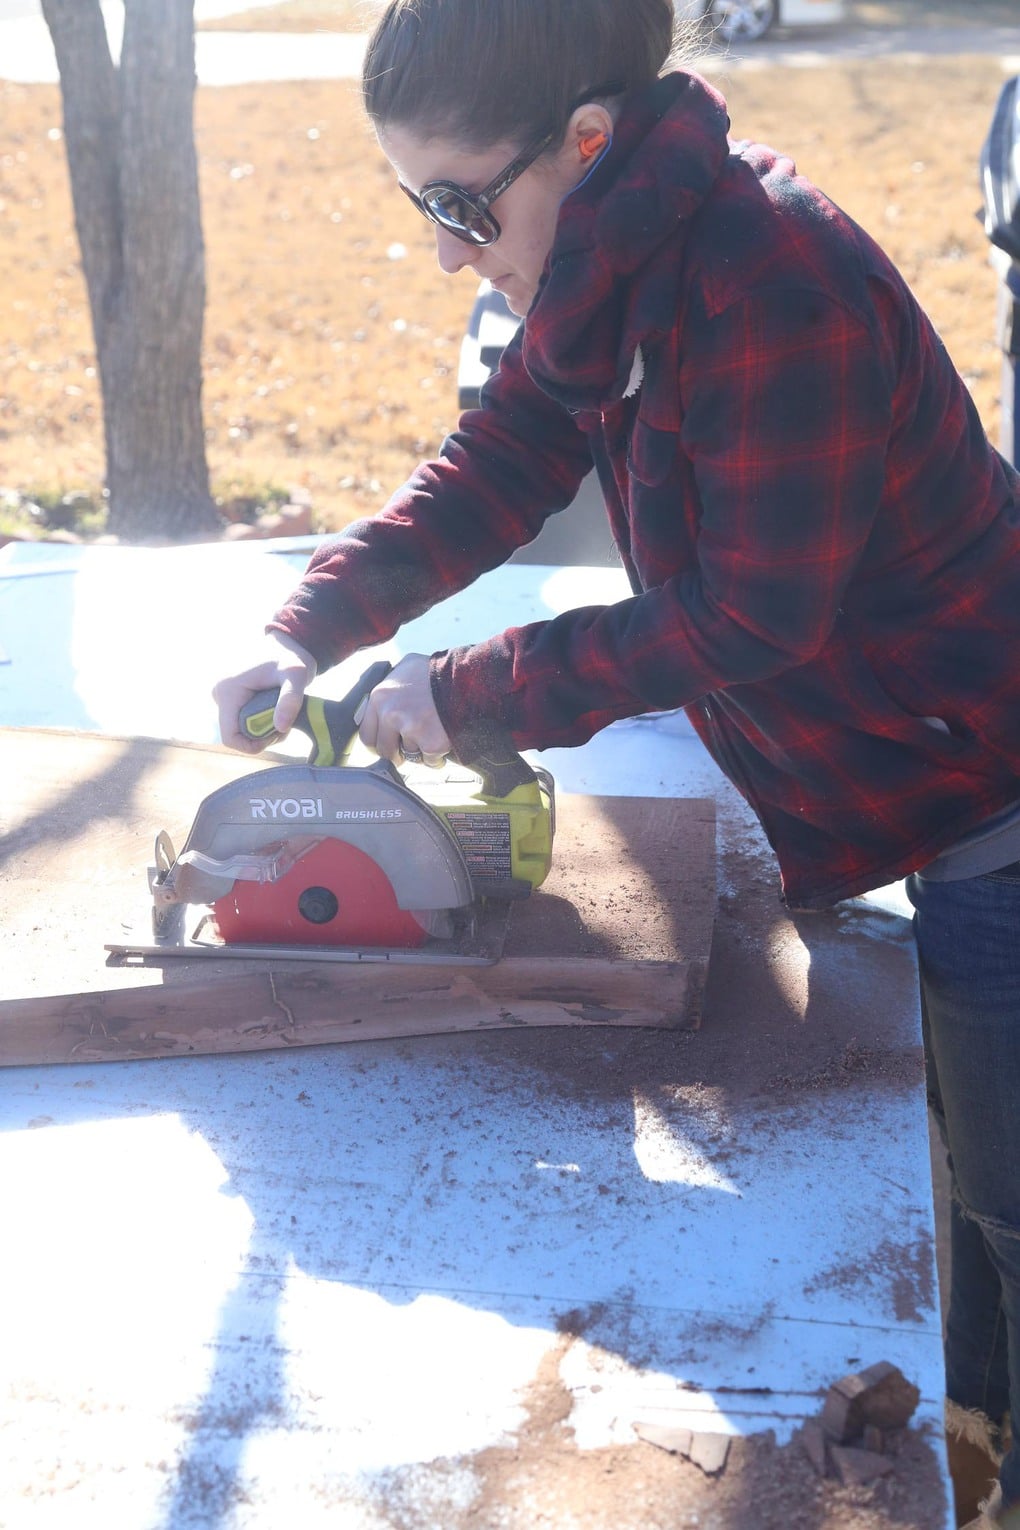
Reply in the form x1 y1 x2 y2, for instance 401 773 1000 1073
579 131 609 161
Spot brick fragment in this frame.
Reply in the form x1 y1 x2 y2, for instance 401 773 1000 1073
830 1444 894 1487
799 1419 829 1477
820 1361 920 1442
855 1361 920 1430
634 1422 693 1456
689 1432 731 1476
820 1377 867 1443
862 1424 886 1454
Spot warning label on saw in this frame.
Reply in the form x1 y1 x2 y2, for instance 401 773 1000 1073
445 811 512 881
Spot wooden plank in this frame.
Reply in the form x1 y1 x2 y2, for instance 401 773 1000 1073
0 729 716 1063
0 957 701 1066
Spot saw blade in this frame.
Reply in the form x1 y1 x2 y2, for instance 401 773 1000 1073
211 837 431 948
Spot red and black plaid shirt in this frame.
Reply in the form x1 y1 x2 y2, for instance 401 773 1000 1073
273 71 1020 909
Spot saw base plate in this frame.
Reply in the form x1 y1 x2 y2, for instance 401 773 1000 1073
107 896 511 967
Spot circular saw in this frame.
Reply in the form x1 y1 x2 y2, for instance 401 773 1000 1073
107 662 554 965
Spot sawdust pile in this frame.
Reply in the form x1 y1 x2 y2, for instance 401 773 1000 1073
368 1343 947 1530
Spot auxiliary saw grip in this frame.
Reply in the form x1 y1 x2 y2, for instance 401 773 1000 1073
450 720 539 800
238 660 393 766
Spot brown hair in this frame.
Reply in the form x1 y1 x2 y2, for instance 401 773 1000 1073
363 0 680 150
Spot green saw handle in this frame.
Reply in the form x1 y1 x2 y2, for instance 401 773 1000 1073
239 660 538 797
238 660 393 766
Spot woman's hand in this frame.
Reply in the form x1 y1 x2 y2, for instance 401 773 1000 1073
358 653 452 767
213 633 317 753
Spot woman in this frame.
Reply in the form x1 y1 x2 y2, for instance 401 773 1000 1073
213 3 1020 1522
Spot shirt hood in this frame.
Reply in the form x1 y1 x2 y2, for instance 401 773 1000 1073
521 71 730 413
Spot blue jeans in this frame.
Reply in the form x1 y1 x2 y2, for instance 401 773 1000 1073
907 864 1020 1510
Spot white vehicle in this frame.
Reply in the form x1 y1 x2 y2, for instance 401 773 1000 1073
678 0 846 45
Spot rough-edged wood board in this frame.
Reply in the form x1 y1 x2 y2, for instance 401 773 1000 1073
0 729 716 1064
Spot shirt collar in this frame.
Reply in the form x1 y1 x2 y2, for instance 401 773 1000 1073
521 71 731 413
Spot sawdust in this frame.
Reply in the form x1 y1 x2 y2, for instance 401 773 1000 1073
505 797 716 965
441 848 923 1115
366 1339 947 1530
764 1041 923 1099
805 1234 938 1327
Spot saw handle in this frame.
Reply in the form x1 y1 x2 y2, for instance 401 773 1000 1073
238 660 393 766
239 661 539 796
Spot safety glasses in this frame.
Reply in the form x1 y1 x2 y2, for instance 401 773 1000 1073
398 132 554 247
398 82 623 248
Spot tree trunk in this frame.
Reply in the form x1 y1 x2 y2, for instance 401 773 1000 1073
41 0 220 540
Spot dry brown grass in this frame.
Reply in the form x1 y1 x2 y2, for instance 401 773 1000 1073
0 56 1009 533
196 0 378 31
203 0 1020 30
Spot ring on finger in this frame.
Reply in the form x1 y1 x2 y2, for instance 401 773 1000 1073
399 741 425 764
